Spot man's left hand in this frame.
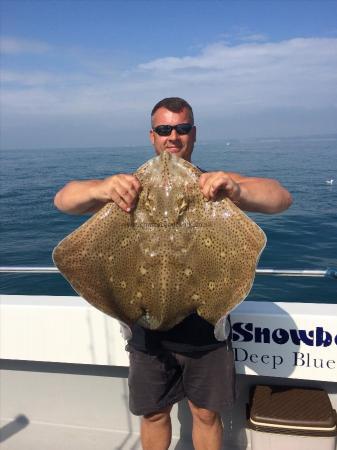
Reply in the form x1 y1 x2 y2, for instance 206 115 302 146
199 172 241 203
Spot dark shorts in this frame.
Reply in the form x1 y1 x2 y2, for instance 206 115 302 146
127 343 236 416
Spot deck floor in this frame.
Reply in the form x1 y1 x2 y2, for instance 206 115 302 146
0 419 247 450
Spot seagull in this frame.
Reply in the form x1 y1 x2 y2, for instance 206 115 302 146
325 179 334 185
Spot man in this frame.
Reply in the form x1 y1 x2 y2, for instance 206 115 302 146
54 97 292 450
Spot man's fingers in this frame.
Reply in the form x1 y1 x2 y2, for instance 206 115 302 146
98 174 141 212
202 176 229 199
130 175 142 193
112 178 140 211
128 180 142 206
114 186 136 208
109 193 127 211
211 177 232 195
199 172 236 200
110 189 136 212
199 173 208 189
199 173 213 198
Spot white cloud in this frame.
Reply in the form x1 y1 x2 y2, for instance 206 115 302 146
138 38 336 75
1 36 337 147
137 38 337 111
0 36 50 54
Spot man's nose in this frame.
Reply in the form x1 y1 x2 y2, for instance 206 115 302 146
169 128 179 139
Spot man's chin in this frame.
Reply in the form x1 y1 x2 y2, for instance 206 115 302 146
164 148 186 159
166 148 181 154
156 149 189 160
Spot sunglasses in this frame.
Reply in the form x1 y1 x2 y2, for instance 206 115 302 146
152 123 193 136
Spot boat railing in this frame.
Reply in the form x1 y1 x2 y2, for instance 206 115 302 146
0 266 336 278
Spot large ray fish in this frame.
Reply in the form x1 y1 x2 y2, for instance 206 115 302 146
53 152 266 340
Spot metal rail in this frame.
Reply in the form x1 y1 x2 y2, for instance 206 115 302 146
256 268 337 279
0 266 336 279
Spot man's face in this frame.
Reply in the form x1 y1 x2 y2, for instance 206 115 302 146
149 107 196 162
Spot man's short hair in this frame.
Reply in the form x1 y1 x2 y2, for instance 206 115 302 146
151 97 194 125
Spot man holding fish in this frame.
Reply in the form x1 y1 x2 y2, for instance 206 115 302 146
54 97 292 450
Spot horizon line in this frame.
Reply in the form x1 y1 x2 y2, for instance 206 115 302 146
1 132 337 152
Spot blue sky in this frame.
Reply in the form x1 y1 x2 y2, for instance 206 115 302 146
1 0 337 149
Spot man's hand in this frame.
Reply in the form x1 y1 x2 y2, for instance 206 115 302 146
54 174 141 215
199 172 241 203
199 170 293 213
91 174 141 212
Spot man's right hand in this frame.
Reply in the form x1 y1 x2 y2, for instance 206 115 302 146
91 174 142 213
54 174 142 215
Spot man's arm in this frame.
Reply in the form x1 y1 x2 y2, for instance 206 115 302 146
54 174 141 215
199 171 292 214
55 170 292 216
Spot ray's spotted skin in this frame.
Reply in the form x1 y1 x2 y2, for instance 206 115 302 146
53 152 266 340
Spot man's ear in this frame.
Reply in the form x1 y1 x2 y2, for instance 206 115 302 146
149 129 155 145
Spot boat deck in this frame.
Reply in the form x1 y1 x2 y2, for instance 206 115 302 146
1 295 337 449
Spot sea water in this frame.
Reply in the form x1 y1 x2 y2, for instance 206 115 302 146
0 136 336 302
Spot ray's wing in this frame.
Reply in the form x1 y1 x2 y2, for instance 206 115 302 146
53 202 145 325
183 196 266 340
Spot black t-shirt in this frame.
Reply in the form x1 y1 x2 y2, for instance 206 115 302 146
127 313 228 354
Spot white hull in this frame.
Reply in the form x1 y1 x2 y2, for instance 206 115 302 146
1 295 337 449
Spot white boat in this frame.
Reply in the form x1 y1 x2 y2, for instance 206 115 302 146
1 267 337 450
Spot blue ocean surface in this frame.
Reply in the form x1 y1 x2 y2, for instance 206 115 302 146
1 136 336 302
